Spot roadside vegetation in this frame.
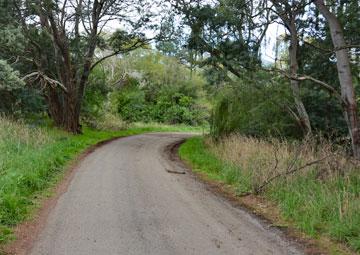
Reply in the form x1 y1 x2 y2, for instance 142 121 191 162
180 136 360 252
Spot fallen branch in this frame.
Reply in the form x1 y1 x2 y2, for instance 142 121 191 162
254 155 331 194
166 168 186 174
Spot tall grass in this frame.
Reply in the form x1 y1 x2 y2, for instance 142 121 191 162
0 117 60 241
180 135 360 252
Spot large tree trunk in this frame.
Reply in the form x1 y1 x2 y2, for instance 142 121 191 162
45 88 64 127
63 89 82 133
315 0 360 158
46 80 82 134
288 20 312 135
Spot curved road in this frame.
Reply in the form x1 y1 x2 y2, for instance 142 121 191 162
30 133 303 255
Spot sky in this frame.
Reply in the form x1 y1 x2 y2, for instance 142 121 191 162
262 23 286 64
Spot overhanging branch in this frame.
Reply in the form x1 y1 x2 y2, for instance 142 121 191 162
267 68 346 106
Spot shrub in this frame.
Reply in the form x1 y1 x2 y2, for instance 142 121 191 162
210 74 299 139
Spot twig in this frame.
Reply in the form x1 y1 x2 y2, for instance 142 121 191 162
254 155 331 194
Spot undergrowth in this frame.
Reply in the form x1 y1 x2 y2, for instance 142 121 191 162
179 135 360 253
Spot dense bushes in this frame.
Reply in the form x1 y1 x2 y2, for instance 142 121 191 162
83 50 209 127
210 72 299 138
112 83 208 125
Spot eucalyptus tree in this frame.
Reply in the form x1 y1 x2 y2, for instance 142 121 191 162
270 0 312 135
314 0 360 158
11 0 155 133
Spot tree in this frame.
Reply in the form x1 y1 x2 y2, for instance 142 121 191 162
172 0 266 67
12 0 153 133
270 0 312 135
315 0 360 158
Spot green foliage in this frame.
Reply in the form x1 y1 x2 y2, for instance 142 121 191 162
0 60 24 90
82 67 111 121
211 72 299 138
112 83 208 125
99 50 210 126
0 60 44 117
0 60 45 117
109 30 148 52
0 26 25 55
113 84 147 122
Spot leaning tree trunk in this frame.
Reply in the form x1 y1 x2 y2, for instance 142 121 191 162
288 20 312 135
315 0 360 159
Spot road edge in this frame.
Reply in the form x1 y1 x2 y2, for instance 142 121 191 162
1 136 128 255
174 138 357 255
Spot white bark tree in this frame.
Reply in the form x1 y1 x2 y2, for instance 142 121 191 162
271 0 312 135
315 0 360 158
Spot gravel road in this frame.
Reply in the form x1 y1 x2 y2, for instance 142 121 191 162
30 133 303 255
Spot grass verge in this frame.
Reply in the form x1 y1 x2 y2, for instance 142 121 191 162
179 136 359 255
0 117 197 245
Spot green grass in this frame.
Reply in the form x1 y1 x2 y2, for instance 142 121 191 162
0 118 197 244
178 137 252 194
179 136 360 253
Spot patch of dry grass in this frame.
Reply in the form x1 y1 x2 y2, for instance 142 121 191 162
207 134 354 192
180 135 360 251
0 116 53 149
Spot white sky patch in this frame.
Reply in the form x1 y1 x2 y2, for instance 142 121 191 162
261 23 286 64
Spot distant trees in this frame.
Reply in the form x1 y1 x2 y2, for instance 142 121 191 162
100 50 209 125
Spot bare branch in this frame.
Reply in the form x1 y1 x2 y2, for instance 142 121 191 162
90 39 151 71
22 72 68 92
254 155 331 194
267 68 346 106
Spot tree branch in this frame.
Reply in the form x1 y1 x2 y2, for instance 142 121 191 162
22 72 68 92
90 39 150 71
268 68 346 106
255 155 331 194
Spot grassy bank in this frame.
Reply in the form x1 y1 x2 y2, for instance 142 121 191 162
0 117 198 244
179 136 360 254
